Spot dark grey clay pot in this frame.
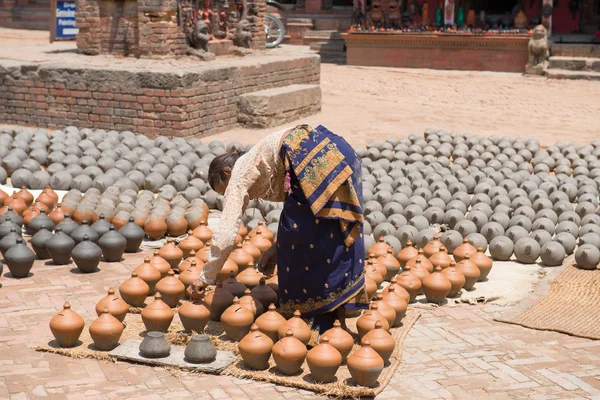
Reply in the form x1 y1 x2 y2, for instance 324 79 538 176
139 331 171 358
31 225 53 260
0 207 23 227
91 214 111 238
5 237 35 278
184 334 217 364
71 220 99 244
98 225 127 262
72 235 102 273
0 227 22 258
26 209 55 236
56 214 78 237
46 227 76 265
0 216 20 240
118 217 144 253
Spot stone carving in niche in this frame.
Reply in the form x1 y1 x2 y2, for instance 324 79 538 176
525 24 550 76
231 19 254 55
187 20 216 60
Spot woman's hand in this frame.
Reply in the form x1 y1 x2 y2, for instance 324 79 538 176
187 279 206 300
258 244 277 275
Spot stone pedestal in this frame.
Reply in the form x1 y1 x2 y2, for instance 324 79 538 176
286 19 314 45
305 0 322 12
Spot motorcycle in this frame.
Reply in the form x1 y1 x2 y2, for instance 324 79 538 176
265 0 286 48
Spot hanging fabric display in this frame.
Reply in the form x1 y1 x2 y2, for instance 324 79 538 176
444 0 455 25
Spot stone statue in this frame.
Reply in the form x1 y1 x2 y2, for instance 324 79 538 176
526 24 550 75
187 20 216 61
388 0 401 29
233 20 253 48
369 0 383 27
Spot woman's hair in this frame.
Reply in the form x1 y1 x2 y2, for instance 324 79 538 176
208 150 245 189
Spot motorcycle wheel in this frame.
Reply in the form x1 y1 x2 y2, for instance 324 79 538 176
265 13 285 48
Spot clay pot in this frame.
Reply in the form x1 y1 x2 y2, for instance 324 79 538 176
356 303 390 340
192 221 213 244
236 264 263 289
91 214 111 238
251 277 278 309
395 264 422 302
411 258 431 286
365 276 377 300
0 226 21 257
0 189 7 207
36 189 56 212
369 253 387 279
239 323 274 370
0 207 23 227
70 220 98 245
139 331 171 358
230 243 254 270
179 231 204 258
5 237 35 278
178 250 204 273
49 302 85 348
49 204 66 225
179 260 202 292
396 240 418 266
159 238 183 270
266 274 279 295
248 221 274 241
111 213 129 231
184 334 217 363
242 239 261 261
222 271 247 298
98 226 127 262
178 300 211 333
239 288 264 317
381 276 411 303
73 207 94 225
166 213 188 237
141 293 174 332
22 205 40 227
307 335 342 383
255 303 286 343
26 209 54 236
119 217 144 253
456 254 480 290
406 249 434 273
428 245 452 269
322 320 353 363
373 293 395 328
8 193 27 215
31 225 53 259
423 234 443 258
119 272 150 307
378 249 400 281
347 338 384 388
72 235 102 273
149 250 171 278
361 321 395 365
272 329 308 375
0 216 19 240
156 270 185 307
217 259 239 282
441 261 466 298
249 229 271 254
422 265 452 305
381 284 407 327
44 186 59 206
89 307 124 351
204 281 234 321
197 240 211 263
144 218 167 240
15 187 33 207
95 288 129 322
134 257 162 292
470 246 493 281
365 260 383 287
221 297 255 341
277 310 311 345
453 238 478 262
56 214 78 237
368 236 391 258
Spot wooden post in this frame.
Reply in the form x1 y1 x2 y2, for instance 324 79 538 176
542 0 552 34
50 0 57 43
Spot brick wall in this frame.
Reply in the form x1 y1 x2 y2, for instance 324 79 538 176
0 1 51 30
0 55 320 137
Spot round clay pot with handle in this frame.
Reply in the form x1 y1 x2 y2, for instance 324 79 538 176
250 277 278 309
456 254 480 290
150 250 171 278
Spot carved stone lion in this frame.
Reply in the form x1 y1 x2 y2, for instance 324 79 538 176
233 20 253 49
187 20 216 61
526 24 550 75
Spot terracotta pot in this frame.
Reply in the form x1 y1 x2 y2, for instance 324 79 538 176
356 303 390 340
277 310 311 345
197 240 211 263
178 300 211 333
134 257 162 292
381 284 407 327
89 307 124 351
7 194 26 216
222 271 247 298
242 239 261 261
31 225 53 260
239 224 248 239
322 319 353 363
347 338 384 388
378 249 400 281
396 240 418 266
395 264 422 302
73 207 94 225
217 259 239 282
470 247 493 281
365 276 377 300
184 334 217 363
0 189 7 207
239 323 274 370
272 329 308 375
204 281 234 321
139 331 171 358
95 288 129 322
5 237 35 278
72 235 102 273
369 253 387 279
16 187 33 207
60 202 76 217
368 236 391 257
22 205 40 227
365 260 383 288
428 245 452 269
422 265 452 305
255 303 286 343
466 9 476 26
119 217 144 253
179 231 204 259
179 260 202 293
156 270 185 307
236 264 263 289
239 288 264 317
266 274 279 295
150 250 171 278
249 229 271 253
442 261 466 298
456 254 480 290
381 276 410 303
49 302 85 348
307 335 342 383
453 238 477 262
248 221 274 242
411 257 431 287
159 238 183 270
145 218 168 240
44 185 59 206
423 234 443 258
221 297 255 341
166 213 188 237
361 320 395 365
229 243 254 270
192 221 213 244
98 226 127 262
119 272 150 307
49 204 66 225
36 189 56 212
111 214 129 231
179 250 205 273
141 293 174 332
373 293 396 328
406 249 434 273
251 277 278 309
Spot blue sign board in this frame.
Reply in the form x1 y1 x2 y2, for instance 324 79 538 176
55 1 78 40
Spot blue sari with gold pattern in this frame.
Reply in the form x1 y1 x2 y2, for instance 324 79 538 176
276 125 369 333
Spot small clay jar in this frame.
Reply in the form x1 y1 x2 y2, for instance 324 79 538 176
155 270 185 308
159 238 183 270
95 288 129 322
0 215 19 240
369 253 388 279
72 235 102 273
178 250 204 273
26 209 54 236
31 225 53 260
347 338 384 388
89 307 124 351
422 265 452 305
368 236 392 257
178 300 211 333
49 302 85 348
239 288 264 317
222 271 247 298
272 329 308 375
134 257 162 292
236 264 263 289
423 234 443 258
255 303 286 343
7 193 27 215
98 226 127 262
71 220 99 244
307 335 342 383
266 274 279 295
56 213 78 237
178 260 202 292
406 249 434 273
381 284 407 327
470 246 493 281
249 229 271 253
192 221 213 244
16 186 33 207
44 186 59 207
229 243 253 270
381 276 411 304
428 245 452 270
139 331 171 358
411 258 431 286
239 223 248 239
5 237 35 278
239 324 274 370
378 249 400 281
36 189 56 212
0 189 7 207
197 240 211 263
119 272 150 307
322 320 353 363
0 226 22 257
119 217 144 253
22 204 40 227
356 303 390 340
396 240 419 266
144 218 168 240
141 293 174 332
365 260 383 287
456 254 480 290
217 259 238 282
453 238 478 262
166 212 188 237
277 310 311 345
184 334 217 363
150 250 171 278
365 276 377 300
221 297 255 341
442 261 466 298
242 239 261 261
361 321 395 365
91 214 111 238
251 277 278 309
373 293 396 328
395 264 422 303
204 281 235 321
178 231 204 259
49 204 66 225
